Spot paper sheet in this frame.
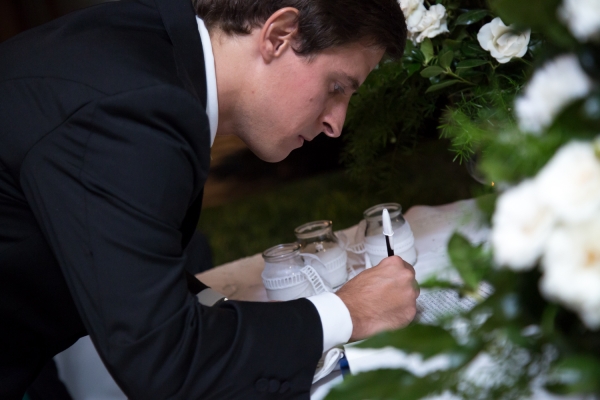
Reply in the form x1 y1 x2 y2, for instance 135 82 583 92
416 282 494 324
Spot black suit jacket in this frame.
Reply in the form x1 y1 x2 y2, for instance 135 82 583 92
0 0 322 398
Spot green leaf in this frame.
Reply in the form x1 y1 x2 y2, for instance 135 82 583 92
438 50 454 69
475 193 498 225
420 66 446 78
546 355 600 394
325 369 444 400
421 38 434 65
447 233 490 290
551 97 600 137
456 59 488 69
357 324 458 359
443 39 463 52
425 79 460 93
404 63 422 80
456 70 485 79
419 277 463 290
455 9 489 26
461 42 487 58
403 40 425 64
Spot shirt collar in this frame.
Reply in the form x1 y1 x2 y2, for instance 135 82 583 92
196 17 218 147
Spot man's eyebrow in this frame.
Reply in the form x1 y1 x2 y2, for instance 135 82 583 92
345 74 360 92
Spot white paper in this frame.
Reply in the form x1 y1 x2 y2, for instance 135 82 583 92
416 282 494 324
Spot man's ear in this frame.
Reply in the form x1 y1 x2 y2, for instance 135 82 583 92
259 7 299 63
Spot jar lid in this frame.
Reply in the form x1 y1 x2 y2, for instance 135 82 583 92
294 220 333 240
363 203 402 221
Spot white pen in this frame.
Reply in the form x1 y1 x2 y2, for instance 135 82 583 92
382 208 394 257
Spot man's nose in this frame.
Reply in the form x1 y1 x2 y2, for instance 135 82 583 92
321 103 347 138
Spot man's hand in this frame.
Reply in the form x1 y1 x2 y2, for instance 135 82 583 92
336 256 419 341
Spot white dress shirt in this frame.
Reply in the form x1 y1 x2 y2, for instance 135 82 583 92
196 17 353 352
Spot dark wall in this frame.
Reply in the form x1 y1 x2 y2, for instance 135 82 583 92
0 0 115 42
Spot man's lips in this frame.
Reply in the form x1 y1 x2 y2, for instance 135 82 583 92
297 133 320 147
299 134 315 143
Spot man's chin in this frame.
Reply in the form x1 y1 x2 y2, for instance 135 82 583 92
251 148 292 163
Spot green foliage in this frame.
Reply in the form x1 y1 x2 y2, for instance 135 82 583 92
447 233 491 291
455 9 489 26
341 60 437 194
546 356 600 394
326 369 446 400
358 324 459 359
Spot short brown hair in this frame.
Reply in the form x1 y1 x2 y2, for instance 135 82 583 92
192 0 407 60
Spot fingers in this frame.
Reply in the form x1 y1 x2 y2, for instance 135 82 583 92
376 255 420 298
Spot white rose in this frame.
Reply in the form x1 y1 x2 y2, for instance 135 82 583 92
477 17 530 64
398 0 423 18
535 140 600 223
515 54 593 134
411 4 449 44
398 0 427 41
491 180 556 270
540 215 600 329
405 5 428 41
559 0 600 42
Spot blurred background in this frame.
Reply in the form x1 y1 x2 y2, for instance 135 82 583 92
1 0 478 266
0 0 114 42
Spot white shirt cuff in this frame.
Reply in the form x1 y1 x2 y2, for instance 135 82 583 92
306 292 353 353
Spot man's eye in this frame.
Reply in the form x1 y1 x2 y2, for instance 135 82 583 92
333 83 345 94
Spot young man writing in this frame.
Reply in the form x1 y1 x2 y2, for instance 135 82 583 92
0 0 418 398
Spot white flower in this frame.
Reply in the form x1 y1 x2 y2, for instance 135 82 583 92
411 4 449 44
399 1 448 44
491 180 556 270
399 0 423 18
559 0 600 42
405 7 428 40
535 140 600 223
540 215 600 329
515 54 593 134
477 17 530 64
398 0 427 40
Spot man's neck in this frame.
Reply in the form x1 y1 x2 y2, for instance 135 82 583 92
210 28 258 138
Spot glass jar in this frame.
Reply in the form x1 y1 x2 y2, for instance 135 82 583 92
261 243 315 301
363 203 417 266
294 220 348 289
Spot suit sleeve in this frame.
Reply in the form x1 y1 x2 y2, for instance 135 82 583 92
19 85 323 399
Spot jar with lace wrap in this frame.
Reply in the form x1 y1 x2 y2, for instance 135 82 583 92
363 203 417 267
294 220 348 290
261 243 331 301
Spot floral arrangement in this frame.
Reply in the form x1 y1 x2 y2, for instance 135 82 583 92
329 0 600 398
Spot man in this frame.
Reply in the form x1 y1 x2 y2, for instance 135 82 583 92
0 0 418 398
